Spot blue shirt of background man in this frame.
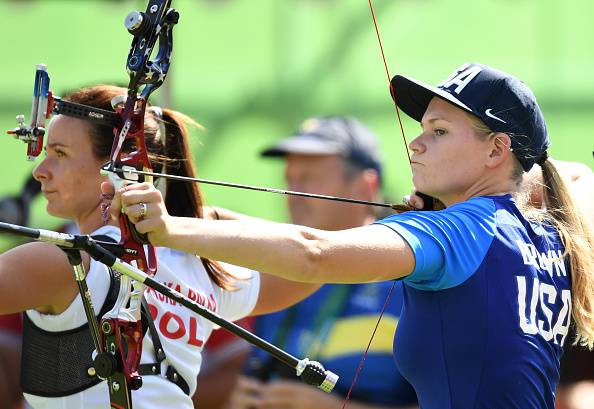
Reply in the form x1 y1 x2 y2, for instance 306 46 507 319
245 281 418 406
376 195 571 409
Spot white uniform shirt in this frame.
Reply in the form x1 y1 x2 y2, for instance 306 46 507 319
24 225 260 409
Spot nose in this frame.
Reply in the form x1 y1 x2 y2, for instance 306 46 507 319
409 132 426 155
33 158 50 183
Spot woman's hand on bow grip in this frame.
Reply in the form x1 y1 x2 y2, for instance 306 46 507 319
103 182 173 247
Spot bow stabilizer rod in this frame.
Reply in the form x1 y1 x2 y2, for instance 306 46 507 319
0 221 339 393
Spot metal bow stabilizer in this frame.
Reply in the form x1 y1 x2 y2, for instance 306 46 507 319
0 219 340 399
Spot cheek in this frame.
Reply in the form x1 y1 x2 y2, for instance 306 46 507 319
64 162 104 199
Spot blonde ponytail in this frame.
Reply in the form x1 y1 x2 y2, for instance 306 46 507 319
538 159 594 349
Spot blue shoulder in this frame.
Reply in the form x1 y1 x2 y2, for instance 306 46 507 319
374 196 498 290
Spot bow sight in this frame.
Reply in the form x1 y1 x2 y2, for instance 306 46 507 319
7 64 120 161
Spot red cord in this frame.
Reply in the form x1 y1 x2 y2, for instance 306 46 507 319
341 2 415 407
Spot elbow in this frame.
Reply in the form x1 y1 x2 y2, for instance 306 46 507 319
294 229 327 283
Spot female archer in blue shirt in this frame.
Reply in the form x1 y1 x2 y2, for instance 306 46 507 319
111 63 594 409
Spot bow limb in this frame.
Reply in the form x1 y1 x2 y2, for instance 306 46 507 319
96 1 180 407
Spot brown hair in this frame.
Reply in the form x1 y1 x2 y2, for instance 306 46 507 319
472 118 594 349
64 85 237 290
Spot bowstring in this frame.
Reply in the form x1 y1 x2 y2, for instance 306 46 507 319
340 2 413 407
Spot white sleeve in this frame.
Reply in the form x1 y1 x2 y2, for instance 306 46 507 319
212 263 260 322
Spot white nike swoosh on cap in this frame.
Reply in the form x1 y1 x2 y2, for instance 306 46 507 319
485 109 507 123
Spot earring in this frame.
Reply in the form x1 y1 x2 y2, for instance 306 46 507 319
100 192 114 225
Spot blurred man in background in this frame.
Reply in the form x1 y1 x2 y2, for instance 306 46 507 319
222 116 418 409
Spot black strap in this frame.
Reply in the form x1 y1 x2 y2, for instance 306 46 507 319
95 234 189 395
139 297 166 375
138 298 190 395
165 366 190 395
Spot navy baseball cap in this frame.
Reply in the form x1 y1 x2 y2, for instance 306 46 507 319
261 116 384 180
391 63 549 171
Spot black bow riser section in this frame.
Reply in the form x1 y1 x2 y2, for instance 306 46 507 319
53 99 121 128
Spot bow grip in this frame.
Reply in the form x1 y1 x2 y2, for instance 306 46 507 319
118 211 157 276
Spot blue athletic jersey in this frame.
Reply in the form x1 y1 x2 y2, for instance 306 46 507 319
246 282 418 406
376 195 570 409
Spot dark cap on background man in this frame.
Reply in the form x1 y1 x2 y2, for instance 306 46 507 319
390 63 549 171
260 116 384 180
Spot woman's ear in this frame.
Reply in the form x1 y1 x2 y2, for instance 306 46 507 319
486 132 513 168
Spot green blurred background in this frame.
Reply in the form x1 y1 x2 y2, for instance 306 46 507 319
0 0 592 247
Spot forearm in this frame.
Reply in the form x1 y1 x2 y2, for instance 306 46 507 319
164 217 322 282
205 206 267 223
153 217 410 284
119 185 413 283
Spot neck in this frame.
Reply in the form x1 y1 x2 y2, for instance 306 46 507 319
439 179 517 207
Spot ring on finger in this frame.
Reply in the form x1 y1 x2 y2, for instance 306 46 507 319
139 202 147 219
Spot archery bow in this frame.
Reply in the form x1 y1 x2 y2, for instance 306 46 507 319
93 2 180 407
6 1 340 407
8 1 179 408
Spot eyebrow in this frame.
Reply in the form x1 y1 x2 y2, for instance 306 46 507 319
424 117 451 124
420 117 452 128
46 142 69 149
45 142 71 152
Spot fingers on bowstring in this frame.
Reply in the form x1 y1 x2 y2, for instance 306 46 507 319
110 187 123 219
119 181 154 194
119 184 163 209
100 181 115 196
404 190 425 209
